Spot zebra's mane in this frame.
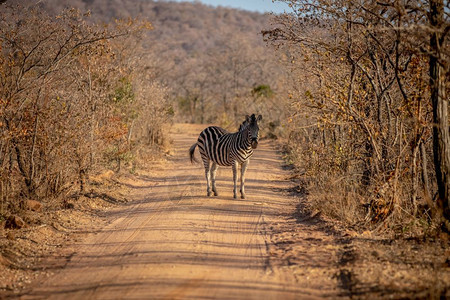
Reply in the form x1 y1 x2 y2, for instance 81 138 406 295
238 120 249 132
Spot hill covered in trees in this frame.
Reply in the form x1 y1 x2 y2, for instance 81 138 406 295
24 0 287 126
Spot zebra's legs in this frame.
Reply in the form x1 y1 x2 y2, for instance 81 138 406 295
232 161 238 199
211 162 219 196
203 159 212 197
240 159 249 199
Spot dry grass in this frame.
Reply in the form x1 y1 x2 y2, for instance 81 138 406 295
282 139 443 238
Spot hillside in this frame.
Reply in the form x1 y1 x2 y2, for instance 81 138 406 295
32 0 270 50
18 0 285 125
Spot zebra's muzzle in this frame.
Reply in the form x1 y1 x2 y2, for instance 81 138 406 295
251 138 258 149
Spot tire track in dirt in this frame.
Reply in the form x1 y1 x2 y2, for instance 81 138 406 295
20 123 343 299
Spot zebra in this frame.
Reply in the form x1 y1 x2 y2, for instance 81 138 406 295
189 114 262 199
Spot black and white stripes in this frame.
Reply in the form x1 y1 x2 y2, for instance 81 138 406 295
189 114 262 199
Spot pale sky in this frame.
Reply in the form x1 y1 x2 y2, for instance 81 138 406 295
170 0 291 14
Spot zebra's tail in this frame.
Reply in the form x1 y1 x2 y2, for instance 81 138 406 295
189 143 198 163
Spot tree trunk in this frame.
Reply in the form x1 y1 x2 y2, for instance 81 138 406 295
200 97 205 124
14 141 36 196
421 142 434 214
429 0 449 224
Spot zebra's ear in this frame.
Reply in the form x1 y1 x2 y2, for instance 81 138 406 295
257 115 262 121
245 115 250 122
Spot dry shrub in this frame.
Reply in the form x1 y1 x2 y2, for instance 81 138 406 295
308 184 364 226
126 82 174 171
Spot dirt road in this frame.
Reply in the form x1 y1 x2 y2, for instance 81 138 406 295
21 124 341 299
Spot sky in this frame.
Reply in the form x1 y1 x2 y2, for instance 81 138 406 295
170 0 291 14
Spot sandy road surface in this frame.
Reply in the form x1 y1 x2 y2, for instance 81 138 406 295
21 124 340 299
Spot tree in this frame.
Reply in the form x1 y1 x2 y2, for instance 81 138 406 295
264 0 449 231
428 0 449 227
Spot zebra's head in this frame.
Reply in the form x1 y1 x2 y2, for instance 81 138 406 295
245 114 262 149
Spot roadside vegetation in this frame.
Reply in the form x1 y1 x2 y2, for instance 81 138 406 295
264 0 449 237
0 3 172 226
